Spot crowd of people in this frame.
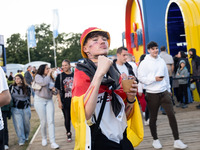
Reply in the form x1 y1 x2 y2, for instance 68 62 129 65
0 27 200 150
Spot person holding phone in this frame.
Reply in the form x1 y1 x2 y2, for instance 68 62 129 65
138 41 187 149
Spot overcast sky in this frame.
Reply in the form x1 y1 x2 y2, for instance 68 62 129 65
0 0 127 49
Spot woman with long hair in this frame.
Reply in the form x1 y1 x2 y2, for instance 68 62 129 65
10 74 31 146
34 64 59 149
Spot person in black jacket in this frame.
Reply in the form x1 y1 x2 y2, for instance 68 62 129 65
189 48 200 108
113 47 136 81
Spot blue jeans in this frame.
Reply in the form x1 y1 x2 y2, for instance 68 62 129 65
11 107 31 144
34 95 55 143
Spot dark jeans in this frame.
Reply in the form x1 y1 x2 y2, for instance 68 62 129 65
2 111 9 146
61 98 71 133
91 127 134 150
145 106 149 121
0 129 4 150
146 91 179 140
177 84 188 104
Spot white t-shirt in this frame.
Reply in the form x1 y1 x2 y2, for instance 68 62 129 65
128 61 138 77
91 92 127 143
0 67 9 130
116 64 129 76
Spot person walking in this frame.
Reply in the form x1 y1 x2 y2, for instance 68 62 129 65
189 48 200 108
0 67 11 150
175 60 189 108
34 64 59 149
55 59 74 142
24 65 33 86
138 41 187 149
71 27 143 150
10 74 31 146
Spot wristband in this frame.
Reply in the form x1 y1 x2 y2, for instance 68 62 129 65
127 98 136 104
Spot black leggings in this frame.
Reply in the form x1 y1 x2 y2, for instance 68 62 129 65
61 98 71 133
146 91 179 140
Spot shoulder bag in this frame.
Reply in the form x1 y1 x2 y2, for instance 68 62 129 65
32 81 42 90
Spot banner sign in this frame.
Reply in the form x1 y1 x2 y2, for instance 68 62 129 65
52 9 59 38
27 25 36 48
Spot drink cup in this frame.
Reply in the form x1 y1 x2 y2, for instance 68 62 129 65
122 79 134 93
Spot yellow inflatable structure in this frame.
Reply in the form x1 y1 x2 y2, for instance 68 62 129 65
165 0 200 101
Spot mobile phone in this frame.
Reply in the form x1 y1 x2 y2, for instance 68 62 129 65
160 76 164 78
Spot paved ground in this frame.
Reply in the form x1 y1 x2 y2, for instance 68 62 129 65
27 98 200 150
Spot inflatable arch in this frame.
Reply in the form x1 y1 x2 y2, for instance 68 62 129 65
125 0 169 63
125 0 145 63
165 0 200 101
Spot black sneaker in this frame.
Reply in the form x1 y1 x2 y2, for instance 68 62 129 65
67 132 72 142
196 104 200 109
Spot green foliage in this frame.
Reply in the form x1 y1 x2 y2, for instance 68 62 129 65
6 23 82 67
6 33 28 64
108 48 117 55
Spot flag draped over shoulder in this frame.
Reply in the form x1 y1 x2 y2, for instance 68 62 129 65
27 25 36 48
71 60 144 150
52 9 59 38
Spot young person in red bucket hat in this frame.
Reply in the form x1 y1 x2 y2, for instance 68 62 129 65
71 27 143 150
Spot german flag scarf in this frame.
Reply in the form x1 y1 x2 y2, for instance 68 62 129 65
71 58 144 150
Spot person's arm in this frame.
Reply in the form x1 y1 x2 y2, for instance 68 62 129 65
138 61 156 85
0 67 11 106
56 90 63 109
55 74 62 109
171 63 174 73
35 74 51 86
0 90 11 107
84 56 113 120
163 63 171 92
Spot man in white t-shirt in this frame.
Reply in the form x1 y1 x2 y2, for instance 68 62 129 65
127 53 138 76
113 47 136 80
0 67 11 150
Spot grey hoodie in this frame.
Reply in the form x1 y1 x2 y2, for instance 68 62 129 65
34 74 53 99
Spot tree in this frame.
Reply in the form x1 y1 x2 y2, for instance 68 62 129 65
6 23 83 67
58 33 81 65
108 48 117 55
6 33 28 64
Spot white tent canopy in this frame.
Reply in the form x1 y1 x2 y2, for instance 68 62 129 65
6 61 51 76
6 63 25 76
24 61 51 70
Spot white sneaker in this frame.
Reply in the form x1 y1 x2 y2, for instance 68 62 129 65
51 142 59 149
174 140 187 149
152 139 162 149
4 145 9 150
144 119 149 126
42 139 47 146
19 143 24 146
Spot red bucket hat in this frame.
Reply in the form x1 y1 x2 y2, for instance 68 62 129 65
80 27 110 58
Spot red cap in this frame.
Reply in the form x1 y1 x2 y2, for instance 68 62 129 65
80 27 110 58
